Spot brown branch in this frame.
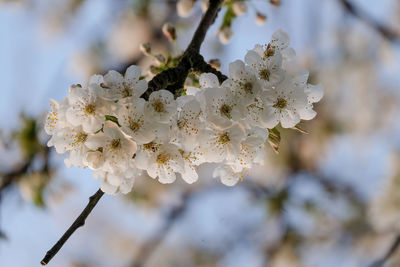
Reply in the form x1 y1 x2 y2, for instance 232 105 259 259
0 162 30 193
339 0 400 42
40 189 104 265
368 234 400 267
142 0 226 100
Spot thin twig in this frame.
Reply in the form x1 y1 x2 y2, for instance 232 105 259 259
368 234 400 267
40 189 104 265
0 162 30 193
339 0 400 42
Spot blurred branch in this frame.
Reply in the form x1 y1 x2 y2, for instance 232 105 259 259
0 162 31 193
132 190 191 267
40 189 104 265
131 180 272 267
0 146 50 195
368 234 400 267
339 0 400 42
143 0 227 99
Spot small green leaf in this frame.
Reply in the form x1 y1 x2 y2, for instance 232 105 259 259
220 5 236 29
105 115 120 126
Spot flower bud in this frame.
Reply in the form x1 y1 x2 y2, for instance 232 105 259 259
154 54 166 65
177 0 194 17
140 42 151 56
270 0 281 7
232 1 247 16
149 65 159 75
255 12 267 26
208 59 221 70
218 27 233 44
200 0 209 13
162 23 176 41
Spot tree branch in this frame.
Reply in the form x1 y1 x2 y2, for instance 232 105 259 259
339 0 400 42
131 191 190 267
40 189 104 265
368 233 400 267
143 0 226 100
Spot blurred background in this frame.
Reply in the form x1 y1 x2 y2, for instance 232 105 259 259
1 0 400 266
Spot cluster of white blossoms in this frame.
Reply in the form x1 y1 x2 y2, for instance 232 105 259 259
45 30 323 194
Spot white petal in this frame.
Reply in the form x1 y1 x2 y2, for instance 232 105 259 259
199 73 219 88
228 60 246 80
305 84 323 103
125 65 141 81
85 134 108 150
244 50 262 67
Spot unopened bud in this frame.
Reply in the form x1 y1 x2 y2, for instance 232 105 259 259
270 0 281 7
208 59 221 70
218 27 233 44
255 12 267 26
177 0 194 17
162 23 176 41
200 0 209 13
149 65 159 75
232 1 247 16
154 54 166 65
140 42 151 55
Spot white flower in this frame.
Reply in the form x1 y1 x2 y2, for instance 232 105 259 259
94 169 137 195
222 60 262 105
66 84 108 133
201 86 244 130
260 76 309 128
172 96 204 150
245 97 265 128
230 127 268 172
136 143 184 184
145 90 177 123
85 121 137 172
200 124 246 163
291 70 323 120
293 70 324 104
213 165 241 186
45 29 323 189
45 98 69 136
83 150 104 170
245 50 285 87
270 29 296 61
48 125 89 168
101 65 147 101
179 147 204 184
117 98 156 144
252 30 295 62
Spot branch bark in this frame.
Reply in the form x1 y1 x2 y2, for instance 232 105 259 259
142 0 227 100
40 189 104 265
